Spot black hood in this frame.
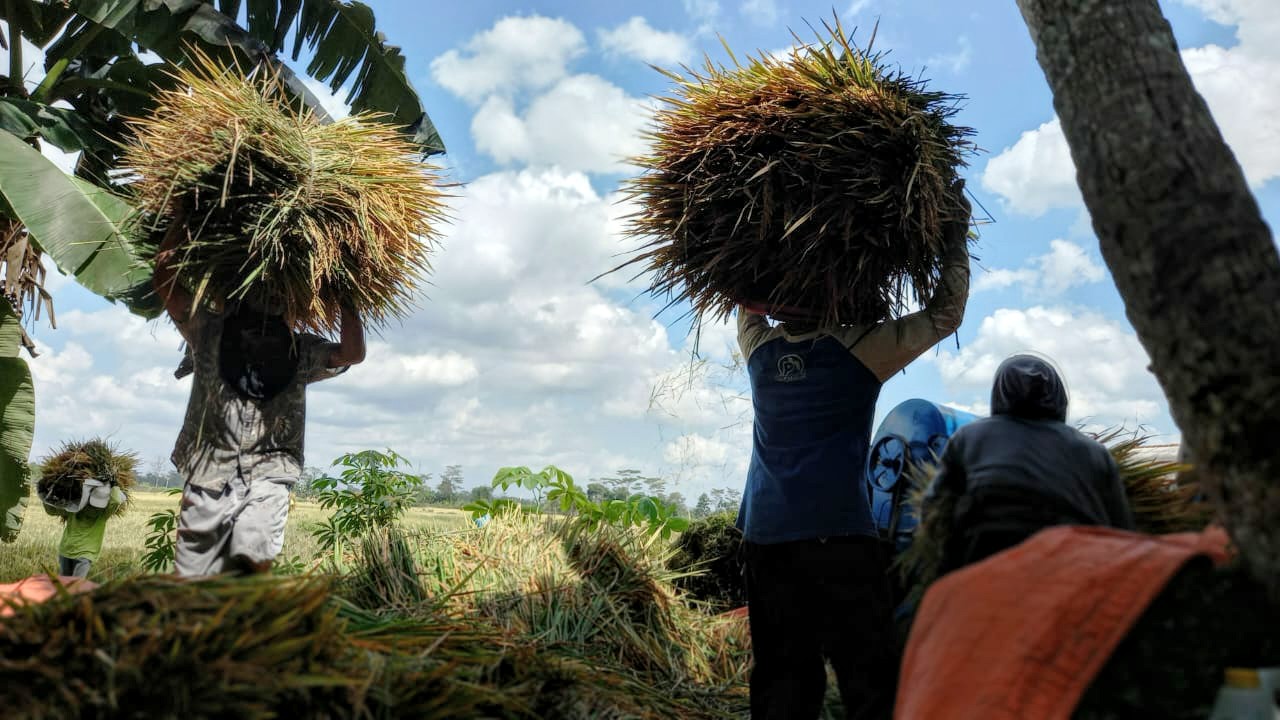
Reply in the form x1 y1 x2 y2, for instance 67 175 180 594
990 354 1068 422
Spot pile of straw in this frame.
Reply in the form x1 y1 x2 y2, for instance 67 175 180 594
0 517 758 717
122 49 448 332
416 512 751 717
35 439 136 515
0 573 533 718
615 16 976 326
1095 429 1212 535
667 513 746 611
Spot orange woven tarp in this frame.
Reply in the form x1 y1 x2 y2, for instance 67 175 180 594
0 574 98 618
896 525 1231 720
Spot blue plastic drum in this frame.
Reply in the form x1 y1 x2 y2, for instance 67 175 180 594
866 399 979 551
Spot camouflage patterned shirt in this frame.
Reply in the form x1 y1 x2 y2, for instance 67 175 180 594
171 310 347 491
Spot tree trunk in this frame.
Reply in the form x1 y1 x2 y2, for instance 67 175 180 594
1014 0 1280 596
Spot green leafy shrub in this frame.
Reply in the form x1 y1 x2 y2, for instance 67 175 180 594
667 513 745 611
467 464 691 539
310 450 424 561
140 488 183 573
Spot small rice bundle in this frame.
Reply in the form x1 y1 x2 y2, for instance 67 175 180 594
121 48 448 332
1094 428 1212 535
615 16 977 327
35 438 136 516
666 513 746 611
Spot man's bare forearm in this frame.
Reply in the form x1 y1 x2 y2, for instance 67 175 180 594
154 202 194 327
331 303 366 367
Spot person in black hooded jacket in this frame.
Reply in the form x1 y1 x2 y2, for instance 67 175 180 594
926 354 1135 574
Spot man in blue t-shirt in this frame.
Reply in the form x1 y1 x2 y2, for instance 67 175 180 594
736 189 971 719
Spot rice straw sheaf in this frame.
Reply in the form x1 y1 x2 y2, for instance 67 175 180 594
612 15 978 327
35 439 137 516
1093 428 1211 535
0 574 530 719
121 48 449 333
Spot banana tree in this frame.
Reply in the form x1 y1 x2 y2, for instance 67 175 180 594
0 299 35 541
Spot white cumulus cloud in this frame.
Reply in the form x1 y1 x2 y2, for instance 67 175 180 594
975 239 1106 296
933 306 1167 429
599 17 694 66
429 16 587 104
299 76 352 120
981 118 1082 217
470 74 652 173
740 0 781 26
435 16 652 174
926 36 973 74
984 1 1280 215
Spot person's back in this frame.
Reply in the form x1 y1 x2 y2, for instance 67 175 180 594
172 305 342 488
929 354 1135 573
740 328 881 543
735 182 972 720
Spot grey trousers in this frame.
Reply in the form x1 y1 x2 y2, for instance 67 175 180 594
58 556 91 578
174 475 294 577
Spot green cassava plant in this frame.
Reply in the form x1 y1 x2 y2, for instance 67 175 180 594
467 464 691 540
139 487 182 572
310 449 424 563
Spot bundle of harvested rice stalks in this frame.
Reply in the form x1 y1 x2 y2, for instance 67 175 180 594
1093 428 1212 535
666 512 746 611
611 15 977 327
35 438 136 516
893 459 949 603
0 573 531 719
121 48 449 333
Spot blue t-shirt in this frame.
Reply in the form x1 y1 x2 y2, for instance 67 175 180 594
737 333 883 544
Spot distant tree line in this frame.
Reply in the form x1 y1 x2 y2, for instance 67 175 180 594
130 457 743 519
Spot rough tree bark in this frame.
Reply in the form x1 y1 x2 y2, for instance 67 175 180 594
1014 0 1280 596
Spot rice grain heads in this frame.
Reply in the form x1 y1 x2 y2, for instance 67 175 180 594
122 49 449 332
614 16 977 327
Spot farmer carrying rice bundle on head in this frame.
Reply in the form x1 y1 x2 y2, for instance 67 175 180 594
38 439 135 578
608 15 976 719
129 51 448 576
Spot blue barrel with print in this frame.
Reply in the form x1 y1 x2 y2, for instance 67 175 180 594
866 399 979 552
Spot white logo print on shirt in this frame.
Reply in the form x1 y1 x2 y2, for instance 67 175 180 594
776 354 807 382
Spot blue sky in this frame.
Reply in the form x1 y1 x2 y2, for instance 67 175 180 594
7 0 1278 495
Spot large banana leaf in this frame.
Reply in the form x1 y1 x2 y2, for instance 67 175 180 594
0 1 76 47
287 0 443 152
0 303 35 543
66 0 444 154
0 95 110 153
0 128 145 299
